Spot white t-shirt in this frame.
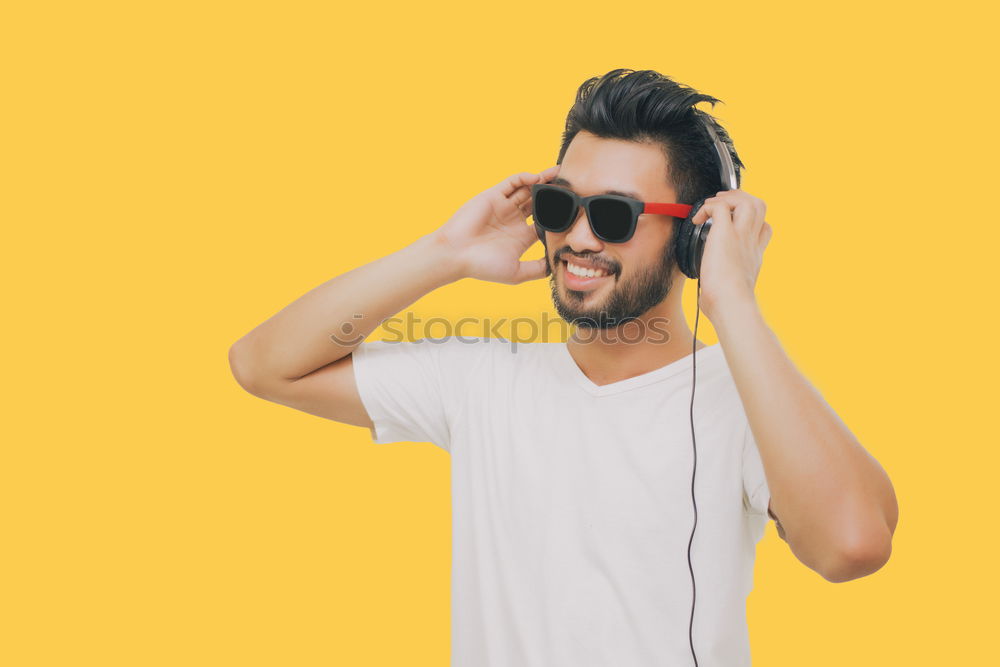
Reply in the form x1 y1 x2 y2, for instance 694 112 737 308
351 336 772 667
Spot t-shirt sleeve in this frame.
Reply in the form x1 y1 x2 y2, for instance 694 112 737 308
350 337 471 452
741 419 772 518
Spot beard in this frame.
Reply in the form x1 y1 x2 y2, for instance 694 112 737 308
547 236 677 330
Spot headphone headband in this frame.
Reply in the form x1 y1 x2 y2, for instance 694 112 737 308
674 114 740 280
699 114 738 192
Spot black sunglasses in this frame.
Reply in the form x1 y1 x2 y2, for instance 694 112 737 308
531 183 694 243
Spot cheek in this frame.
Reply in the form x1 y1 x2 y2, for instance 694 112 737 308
620 222 674 264
619 232 671 273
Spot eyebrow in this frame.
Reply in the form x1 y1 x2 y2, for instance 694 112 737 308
550 177 643 201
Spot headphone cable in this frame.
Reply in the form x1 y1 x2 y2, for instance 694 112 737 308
687 277 702 667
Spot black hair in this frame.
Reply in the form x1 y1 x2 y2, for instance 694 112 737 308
556 68 745 208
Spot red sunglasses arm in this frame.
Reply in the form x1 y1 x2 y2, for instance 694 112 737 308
644 202 693 218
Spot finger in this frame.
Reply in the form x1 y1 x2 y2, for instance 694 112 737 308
712 190 748 221
691 198 733 230
510 188 534 219
537 164 561 182
501 166 559 218
515 200 529 219
750 200 766 239
500 172 540 198
512 186 532 208
513 257 549 284
758 220 773 248
507 165 560 215
731 200 755 237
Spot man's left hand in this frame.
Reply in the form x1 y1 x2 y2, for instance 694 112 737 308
688 189 773 321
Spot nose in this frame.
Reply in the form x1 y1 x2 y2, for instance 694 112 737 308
562 206 604 254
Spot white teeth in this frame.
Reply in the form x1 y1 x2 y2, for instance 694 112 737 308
566 262 607 278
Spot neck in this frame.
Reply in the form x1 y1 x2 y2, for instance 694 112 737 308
565 281 707 387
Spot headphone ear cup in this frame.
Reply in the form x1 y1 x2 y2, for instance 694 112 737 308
690 217 712 279
675 197 708 279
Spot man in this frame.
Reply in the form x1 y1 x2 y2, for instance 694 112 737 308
229 69 898 666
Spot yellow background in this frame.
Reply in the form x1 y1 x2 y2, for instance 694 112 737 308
3 1 996 664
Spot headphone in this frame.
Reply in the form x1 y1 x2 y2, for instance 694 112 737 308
537 113 738 667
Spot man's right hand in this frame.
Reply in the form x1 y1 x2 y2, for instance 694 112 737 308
229 163 562 428
432 165 562 285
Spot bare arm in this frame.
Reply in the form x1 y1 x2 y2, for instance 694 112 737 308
228 166 560 425
718 297 897 583
692 188 897 583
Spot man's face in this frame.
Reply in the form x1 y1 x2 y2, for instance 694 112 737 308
544 131 681 329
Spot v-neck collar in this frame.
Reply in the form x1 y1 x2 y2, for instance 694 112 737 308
555 342 723 397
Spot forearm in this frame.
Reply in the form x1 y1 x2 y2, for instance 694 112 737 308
712 296 898 581
230 232 464 383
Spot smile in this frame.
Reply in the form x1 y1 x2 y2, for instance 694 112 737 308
560 259 615 291
566 261 609 278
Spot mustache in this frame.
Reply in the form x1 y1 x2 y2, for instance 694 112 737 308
552 248 621 275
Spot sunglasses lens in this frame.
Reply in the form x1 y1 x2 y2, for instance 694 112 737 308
533 187 576 231
589 198 634 242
